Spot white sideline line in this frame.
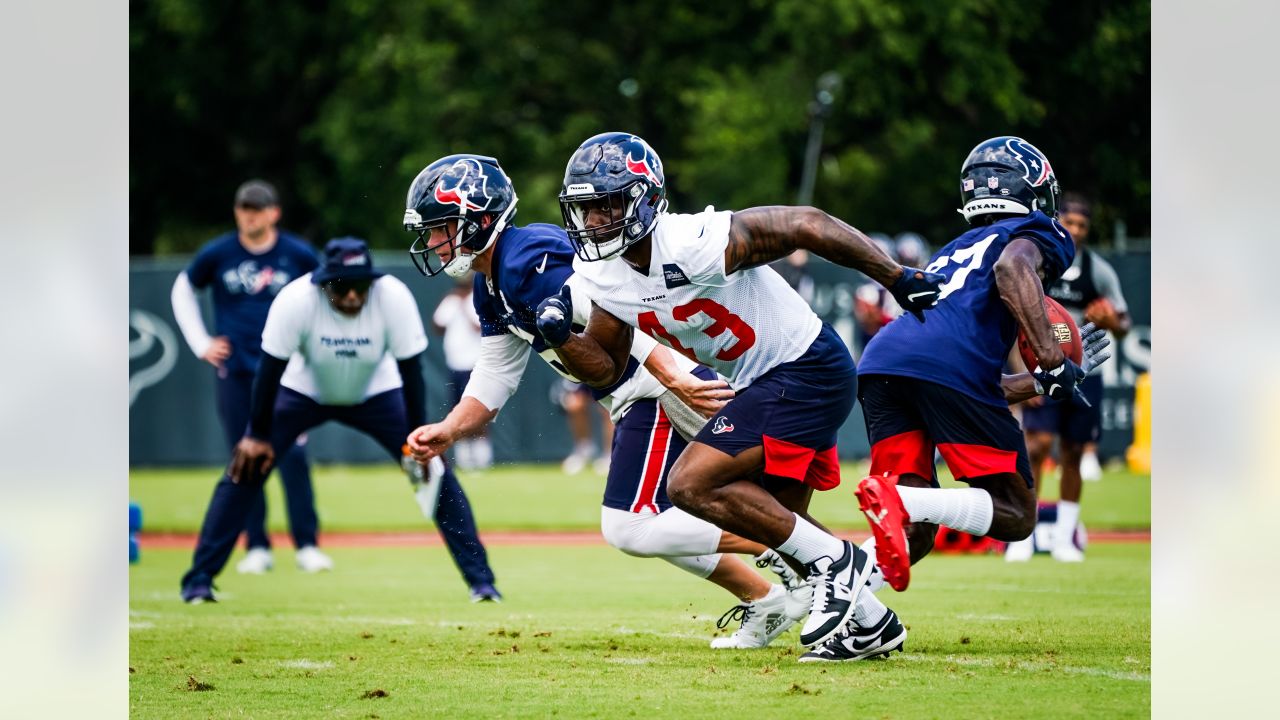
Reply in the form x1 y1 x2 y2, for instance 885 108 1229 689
897 653 1150 682
281 659 334 670
605 657 653 665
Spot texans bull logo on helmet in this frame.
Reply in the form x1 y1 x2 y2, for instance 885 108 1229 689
1005 138 1053 188
624 137 663 187
434 158 493 212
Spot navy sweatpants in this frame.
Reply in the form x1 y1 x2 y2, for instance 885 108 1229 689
182 388 495 590
216 370 318 549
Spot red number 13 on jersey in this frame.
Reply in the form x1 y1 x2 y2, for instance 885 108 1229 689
638 299 757 364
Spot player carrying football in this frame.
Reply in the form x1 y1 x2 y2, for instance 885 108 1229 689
850 137 1113 625
536 132 946 661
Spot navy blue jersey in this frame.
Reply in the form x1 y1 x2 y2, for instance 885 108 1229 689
858 212 1074 407
473 223 639 397
186 231 319 374
473 223 576 347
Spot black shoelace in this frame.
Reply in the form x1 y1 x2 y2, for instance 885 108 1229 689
716 603 753 630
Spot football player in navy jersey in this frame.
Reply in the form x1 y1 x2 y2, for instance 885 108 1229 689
170 179 327 574
850 137 1113 610
404 156 818 650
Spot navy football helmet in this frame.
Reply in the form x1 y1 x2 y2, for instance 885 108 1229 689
958 137 1060 224
559 132 668 261
404 155 518 277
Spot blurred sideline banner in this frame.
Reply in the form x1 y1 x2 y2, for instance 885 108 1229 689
129 251 1149 466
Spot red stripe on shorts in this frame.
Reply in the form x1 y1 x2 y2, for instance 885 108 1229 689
630 404 672 514
762 436 842 491
936 442 1017 479
868 430 934 479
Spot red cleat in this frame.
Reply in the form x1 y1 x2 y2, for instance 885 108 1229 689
855 474 912 592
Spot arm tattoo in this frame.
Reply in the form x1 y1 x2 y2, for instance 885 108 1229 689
724 206 900 285
724 207 800 273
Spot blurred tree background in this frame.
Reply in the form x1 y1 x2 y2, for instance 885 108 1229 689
130 0 1149 255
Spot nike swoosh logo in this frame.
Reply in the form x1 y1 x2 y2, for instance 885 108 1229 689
907 291 936 302
535 254 548 273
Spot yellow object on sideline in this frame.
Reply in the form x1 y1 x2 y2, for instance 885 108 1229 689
1126 372 1151 473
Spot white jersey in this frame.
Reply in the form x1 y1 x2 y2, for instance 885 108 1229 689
433 290 481 371
261 273 428 405
572 207 823 389
463 275 701 423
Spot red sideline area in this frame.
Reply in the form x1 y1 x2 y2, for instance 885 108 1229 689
139 529 1150 550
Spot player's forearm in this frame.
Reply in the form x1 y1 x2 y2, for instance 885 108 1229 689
1001 373 1040 404
726 207 901 285
553 333 624 388
247 354 288 440
795 209 902 286
442 397 499 439
995 248 1064 369
642 345 685 389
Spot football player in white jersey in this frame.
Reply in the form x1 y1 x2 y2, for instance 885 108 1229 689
402 155 812 649
179 238 500 604
535 132 945 661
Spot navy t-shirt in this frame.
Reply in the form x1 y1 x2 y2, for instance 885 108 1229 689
858 212 1075 407
186 231 319 374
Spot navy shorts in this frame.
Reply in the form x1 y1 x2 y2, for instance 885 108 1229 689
602 398 683 513
694 324 856 491
602 365 717 513
1021 374 1103 444
860 374 1033 489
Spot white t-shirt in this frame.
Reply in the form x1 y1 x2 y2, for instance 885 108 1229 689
572 207 822 389
432 291 481 371
260 273 428 405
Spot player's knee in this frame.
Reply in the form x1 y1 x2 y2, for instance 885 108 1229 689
601 521 655 557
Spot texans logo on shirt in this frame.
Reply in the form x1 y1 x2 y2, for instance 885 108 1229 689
224 260 291 295
1005 138 1052 187
434 158 492 212
711 416 735 435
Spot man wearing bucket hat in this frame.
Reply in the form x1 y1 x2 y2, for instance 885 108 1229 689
179 237 499 604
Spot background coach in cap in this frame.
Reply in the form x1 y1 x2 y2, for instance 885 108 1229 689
179 238 500 604
170 179 329 575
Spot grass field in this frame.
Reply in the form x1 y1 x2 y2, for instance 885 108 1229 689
130 462 1149 718
131 543 1149 719
129 462 1151 533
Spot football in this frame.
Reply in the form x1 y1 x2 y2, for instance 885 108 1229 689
1017 296 1082 371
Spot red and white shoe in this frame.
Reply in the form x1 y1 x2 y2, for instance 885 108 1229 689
855 474 912 592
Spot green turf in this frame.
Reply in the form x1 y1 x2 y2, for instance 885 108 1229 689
130 462 1151 533
130 543 1150 718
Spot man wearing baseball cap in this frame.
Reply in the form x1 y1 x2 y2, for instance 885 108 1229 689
170 179 328 576
180 238 500 604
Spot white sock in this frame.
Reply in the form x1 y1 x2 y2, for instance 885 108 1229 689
898 486 994 536
1055 501 1080 549
858 537 887 593
776 514 846 565
753 583 785 604
852 585 889 627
